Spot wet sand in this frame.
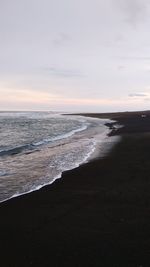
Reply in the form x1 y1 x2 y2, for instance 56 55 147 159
1 111 150 266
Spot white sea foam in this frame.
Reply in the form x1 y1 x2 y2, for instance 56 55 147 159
0 113 120 203
0 140 96 203
32 124 88 147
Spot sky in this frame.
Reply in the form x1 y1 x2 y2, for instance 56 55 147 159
1 0 150 112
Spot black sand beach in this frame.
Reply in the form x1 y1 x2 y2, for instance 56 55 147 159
1 111 150 267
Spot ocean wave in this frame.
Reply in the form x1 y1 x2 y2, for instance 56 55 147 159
0 123 88 157
0 144 32 157
0 140 95 203
0 114 118 204
32 124 88 146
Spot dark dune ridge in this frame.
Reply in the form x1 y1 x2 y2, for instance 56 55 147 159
1 111 150 266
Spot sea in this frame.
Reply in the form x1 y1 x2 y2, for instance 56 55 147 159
0 111 117 203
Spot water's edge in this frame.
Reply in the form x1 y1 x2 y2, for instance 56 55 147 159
0 115 119 204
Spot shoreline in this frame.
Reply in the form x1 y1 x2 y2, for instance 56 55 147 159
0 115 115 205
1 111 150 266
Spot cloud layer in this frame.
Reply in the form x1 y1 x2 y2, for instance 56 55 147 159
0 0 150 112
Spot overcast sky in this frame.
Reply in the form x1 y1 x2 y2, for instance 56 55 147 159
1 0 150 112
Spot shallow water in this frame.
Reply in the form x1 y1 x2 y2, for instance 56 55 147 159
0 112 114 202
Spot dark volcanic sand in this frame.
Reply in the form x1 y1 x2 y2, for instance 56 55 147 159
1 111 150 266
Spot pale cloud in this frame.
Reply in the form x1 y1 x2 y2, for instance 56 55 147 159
43 67 85 78
115 0 148 27
129 93 148 97
53 33 71 46
0 88 60 104
120 56 150 61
